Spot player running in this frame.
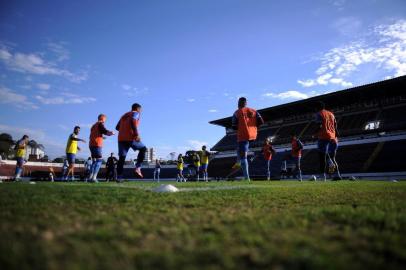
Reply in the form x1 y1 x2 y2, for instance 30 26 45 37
232 97 264 181
314 101 341 181
176 154 186 182
291 133 304 181
64 126 86 181
14 135 29 181
263 137 276 180
199 145 211 182
116 103 147 181
88 114 115 182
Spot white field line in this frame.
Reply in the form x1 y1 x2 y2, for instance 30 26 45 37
35 181 317 192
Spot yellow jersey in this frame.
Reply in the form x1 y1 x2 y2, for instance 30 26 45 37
66 133 78 154
177 157 184 170
200 150 209 165
193 154 200 167
15 140 26 158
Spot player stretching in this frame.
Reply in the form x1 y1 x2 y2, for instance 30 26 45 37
232 97 264 181
291 133 304 181
65 126 86 181
176 154 186 182
116 103 147 181
89 114 115 182
314 101 341 181
199 145 211 182
14 135 29 181
193 152 201 181
263 137 275 180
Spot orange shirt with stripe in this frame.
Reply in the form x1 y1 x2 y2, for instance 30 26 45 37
291 139 303 158
232 107 263 142
117 111 140 142
263 143 274 161
89 121 111 147
317 109 336 140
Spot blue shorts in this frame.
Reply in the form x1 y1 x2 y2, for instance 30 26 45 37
118 141 146 157
90 146 102 159
318 139 338 154
200 164 208 171
16 157 24 166
238 141 250 154
66 153 76 165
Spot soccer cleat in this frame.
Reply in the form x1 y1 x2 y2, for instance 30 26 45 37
134 167 143 178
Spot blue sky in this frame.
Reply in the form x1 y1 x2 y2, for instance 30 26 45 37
0 0 405 159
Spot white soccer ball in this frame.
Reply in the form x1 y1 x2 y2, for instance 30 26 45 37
153 184 179 193
311 175 317 181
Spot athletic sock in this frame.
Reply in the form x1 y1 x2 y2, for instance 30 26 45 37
92 159 102 181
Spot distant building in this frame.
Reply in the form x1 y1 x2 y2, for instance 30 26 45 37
26 145 45 161
145 148 156 163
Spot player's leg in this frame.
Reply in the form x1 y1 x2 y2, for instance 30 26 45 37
66 154 75 181
117 142 130 182
131 141 147 178
317 140 328 181
329 142 342 179
90 147 103 182
14 158 23 180
296 157 302 181
267 159 271 180
239 141 250 181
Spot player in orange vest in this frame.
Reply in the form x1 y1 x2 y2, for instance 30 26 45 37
232 97 264 181
291 133 304 181
314 101 341 181
116 103 147 181
263 137 276 180
88 114 115 182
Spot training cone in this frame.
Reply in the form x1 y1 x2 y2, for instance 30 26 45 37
153 184 179 193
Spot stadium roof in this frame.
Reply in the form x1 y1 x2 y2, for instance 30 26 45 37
209 75 406 128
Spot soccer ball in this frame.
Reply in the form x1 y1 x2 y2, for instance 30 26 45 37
310 175 317 181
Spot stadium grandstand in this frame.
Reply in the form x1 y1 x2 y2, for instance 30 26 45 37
208 75 406 180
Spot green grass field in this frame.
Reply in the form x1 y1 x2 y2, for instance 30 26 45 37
0 180 405 270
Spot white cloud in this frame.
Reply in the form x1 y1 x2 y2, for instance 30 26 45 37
332 17 362 36
297 79 316 87
37 83 50 90
121 84 149 97
208 109 218 113
263 90 309 100
121 84 131 91
298 20 406 88
0 45 87 83
57 124 69 131
187 98 195 102
47 41 70 62
35 93 96 105
188 140 208 150
0 86 38 109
